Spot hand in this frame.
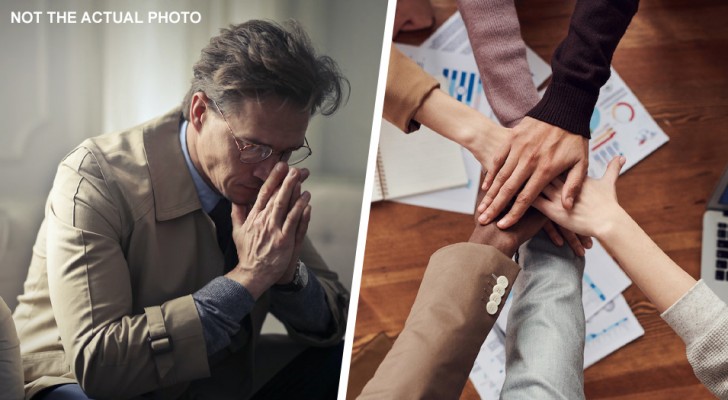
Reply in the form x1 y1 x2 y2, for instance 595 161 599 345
392 0 435 39
276 174 313 285
226 162 312 299
470 189 546 257
477 117 589 229
533 156 626 239
467 124 511 180
469 208 547 257
542 221 593 257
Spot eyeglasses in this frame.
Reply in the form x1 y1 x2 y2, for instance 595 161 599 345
211 99 312 165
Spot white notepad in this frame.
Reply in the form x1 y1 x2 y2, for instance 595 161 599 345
372 119 468 201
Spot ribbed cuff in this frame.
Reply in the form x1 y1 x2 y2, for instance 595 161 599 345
193 276 255 355
271 267 331 334
661 280 727 345
526 82 598 139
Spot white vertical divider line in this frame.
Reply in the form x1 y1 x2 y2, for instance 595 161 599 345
336 0 397 398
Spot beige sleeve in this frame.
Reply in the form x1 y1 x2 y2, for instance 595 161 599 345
46 147 208 398
358 243 520 399
383 45 440 133
0 296 24 399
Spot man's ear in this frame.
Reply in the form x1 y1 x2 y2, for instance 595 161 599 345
189 92 209 133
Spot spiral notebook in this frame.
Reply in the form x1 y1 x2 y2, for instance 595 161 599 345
371 119 468 201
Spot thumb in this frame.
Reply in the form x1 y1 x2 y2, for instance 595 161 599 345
603 156 626 184
231 203 249 226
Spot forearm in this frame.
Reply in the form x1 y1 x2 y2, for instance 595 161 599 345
598 211 696 313
414 88 500 152
457 0 539 127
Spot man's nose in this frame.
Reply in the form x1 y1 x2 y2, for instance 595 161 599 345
252 156 281 181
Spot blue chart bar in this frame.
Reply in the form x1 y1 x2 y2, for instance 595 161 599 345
466 72 475 103
586 317 629 343
584 273 606 301
458 70 467 101
442 68 483 108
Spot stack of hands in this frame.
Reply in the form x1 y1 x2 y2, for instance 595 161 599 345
469 119 627 260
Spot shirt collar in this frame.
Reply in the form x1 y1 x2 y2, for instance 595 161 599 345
179 120 221 213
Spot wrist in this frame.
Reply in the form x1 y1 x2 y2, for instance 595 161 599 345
594 207 631 243
416 90 497 149
468 229 517 258
273 261 308 292
225 268 267 300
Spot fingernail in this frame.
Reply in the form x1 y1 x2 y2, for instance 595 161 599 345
478 213 489 224
497 217 509 229
585 239 593 249
289 168 297 177
477 204 485 213
276 163 286 171
578 248 585 257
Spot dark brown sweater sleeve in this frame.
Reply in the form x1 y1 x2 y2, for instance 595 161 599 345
527 0 640 138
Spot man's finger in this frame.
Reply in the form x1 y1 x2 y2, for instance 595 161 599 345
253 162 289 213
578 234 593 249
289 181 302 211
283 191 310 236
478 152 519 214
270 168 300 228
532 196 559 221
543 220 564 247
295 204 312 244
496 169 552 229
559 225 585 257
482 145 510 191
298 168 310 183
562 160 588 210
541 182 560 202
480 160 534 225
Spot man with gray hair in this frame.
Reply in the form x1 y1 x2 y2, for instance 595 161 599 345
13 20 349 399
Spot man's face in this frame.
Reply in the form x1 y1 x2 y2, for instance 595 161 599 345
197 96 310 206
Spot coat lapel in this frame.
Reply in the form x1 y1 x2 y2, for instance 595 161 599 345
143 108 202 221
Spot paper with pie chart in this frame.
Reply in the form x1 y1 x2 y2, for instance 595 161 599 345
587 69 670 178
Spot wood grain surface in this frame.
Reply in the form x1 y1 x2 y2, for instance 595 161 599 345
350 0 728 398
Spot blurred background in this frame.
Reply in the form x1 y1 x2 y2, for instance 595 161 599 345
0 0 387 325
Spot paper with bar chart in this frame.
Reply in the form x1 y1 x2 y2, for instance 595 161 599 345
588 69 669 178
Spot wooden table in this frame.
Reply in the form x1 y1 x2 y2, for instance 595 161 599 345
351 0 728 398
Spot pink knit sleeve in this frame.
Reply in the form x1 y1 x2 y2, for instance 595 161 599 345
457 0 539 127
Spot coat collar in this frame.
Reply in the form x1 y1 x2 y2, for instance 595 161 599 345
143 107 202 221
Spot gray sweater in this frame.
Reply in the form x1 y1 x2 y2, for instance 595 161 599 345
661 280 728 399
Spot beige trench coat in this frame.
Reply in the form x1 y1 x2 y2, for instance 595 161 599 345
12 109 348 399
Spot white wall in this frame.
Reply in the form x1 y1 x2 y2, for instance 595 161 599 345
0 0 387 309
